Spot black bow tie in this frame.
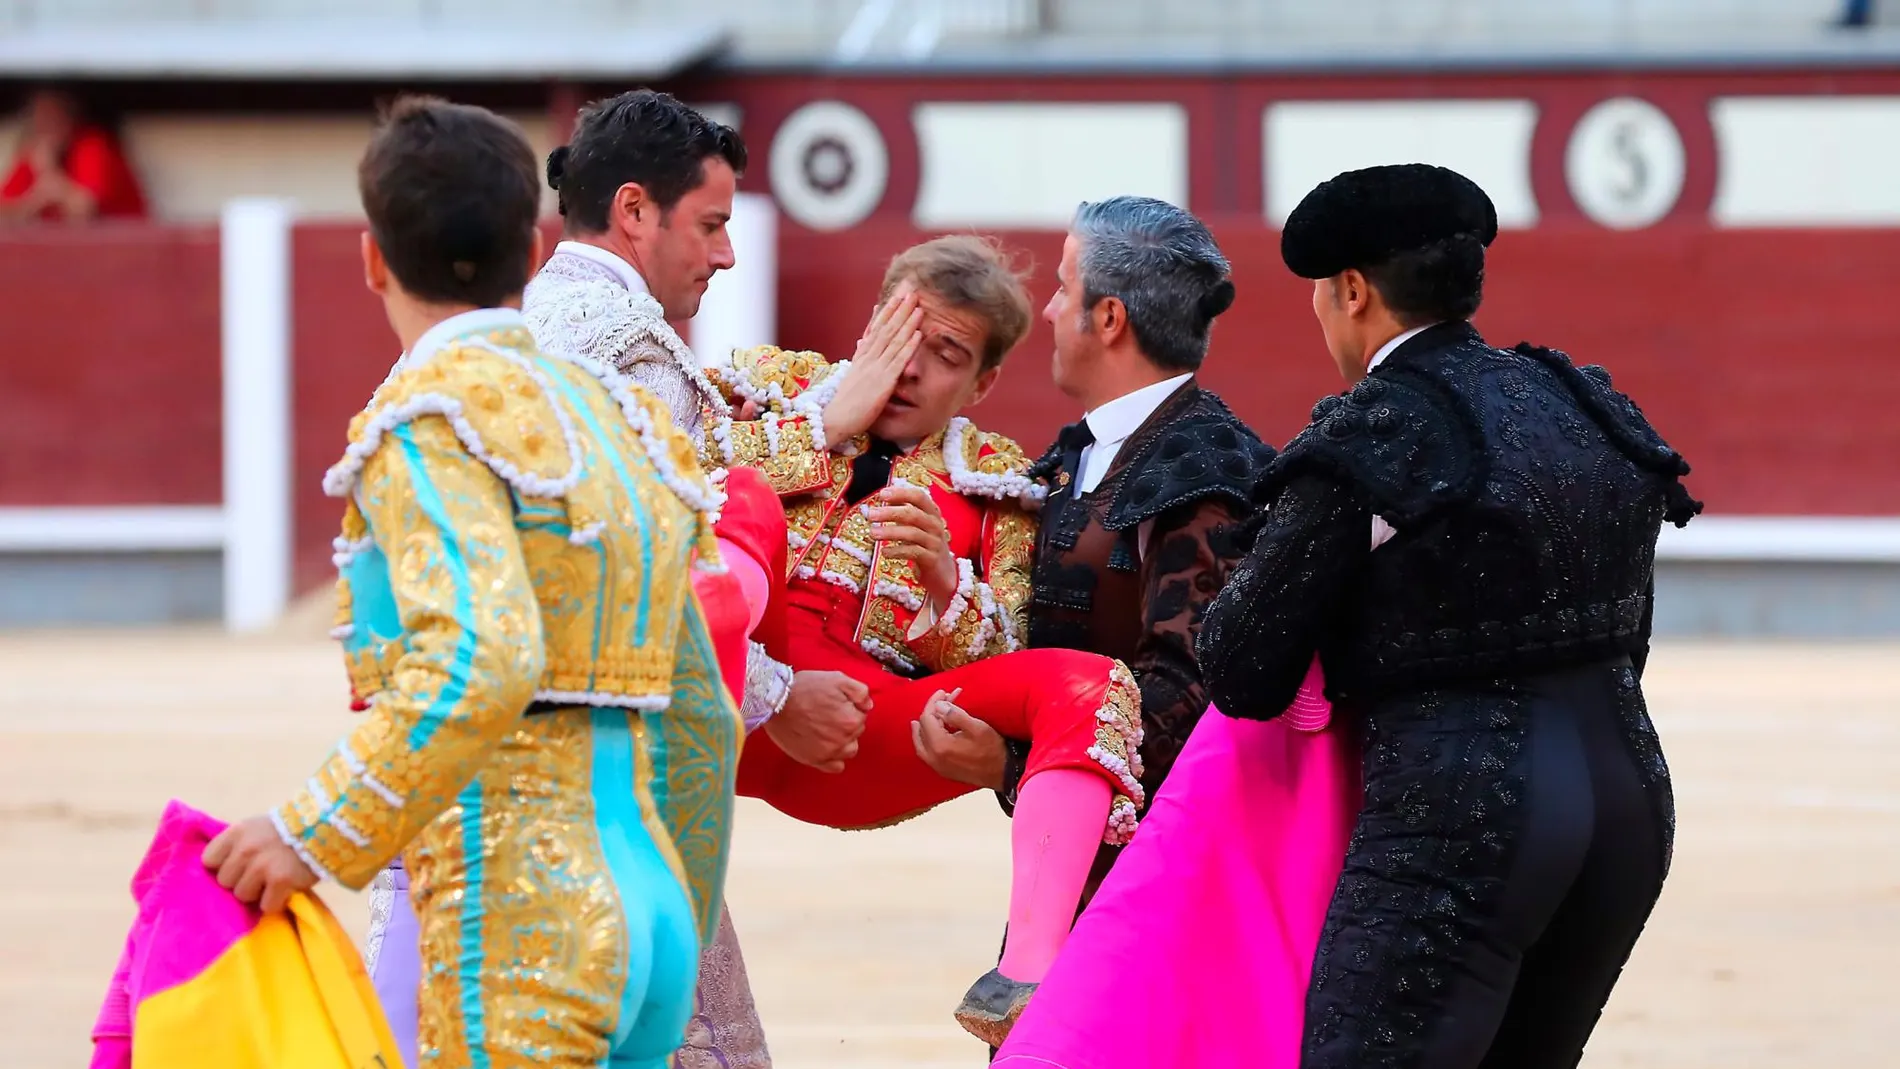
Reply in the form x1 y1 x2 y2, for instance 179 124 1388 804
1054 421 1095 494
844 437 903 504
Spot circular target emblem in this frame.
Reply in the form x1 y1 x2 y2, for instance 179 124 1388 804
769 101 888 231
1564 97 1686 230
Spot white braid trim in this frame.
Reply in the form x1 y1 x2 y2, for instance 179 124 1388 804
942 417 1047 504
818 565 865 595
331 535 375 569
803 404 829 452
996 596 1024 653
569 521 607 546
1086 744 1148 810
550 348 728 526
303 778 333 814
617 290 729 418
707 351 851 450
874 579 925 613
323 343 586 501
709 415 737 465
328 624 356 641
1100 704 1144 749
819 528 874 567
331 813 371 848
269 808 339 887
862 634 920 675
934 559 977 638
533 689 672 711
361 772 404 810
963 576 1011 659
339 744 405 809
712 356 791 412
794 358 851 417
787 359 849 449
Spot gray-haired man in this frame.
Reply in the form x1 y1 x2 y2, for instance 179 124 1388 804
914 196 1276 1028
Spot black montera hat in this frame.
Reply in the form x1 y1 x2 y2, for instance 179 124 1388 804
1280 163 1499 280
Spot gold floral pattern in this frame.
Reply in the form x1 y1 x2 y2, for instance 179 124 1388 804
281 327 740 943
406 713 629 1068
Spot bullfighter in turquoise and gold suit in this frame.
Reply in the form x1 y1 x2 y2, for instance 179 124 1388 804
273 307 743 1069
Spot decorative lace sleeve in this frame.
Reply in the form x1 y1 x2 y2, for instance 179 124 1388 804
620 343 708 449
739 642 794 731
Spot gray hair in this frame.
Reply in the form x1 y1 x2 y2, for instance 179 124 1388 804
1071 196 1235 372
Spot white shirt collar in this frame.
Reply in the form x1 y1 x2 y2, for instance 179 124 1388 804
1367 324 1437 374
554 239 649 295
404 307 525 370
1083 372 1194 449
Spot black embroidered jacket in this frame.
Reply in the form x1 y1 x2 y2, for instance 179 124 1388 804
1197 321 1702 718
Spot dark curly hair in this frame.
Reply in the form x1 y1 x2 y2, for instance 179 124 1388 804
545 89 746 232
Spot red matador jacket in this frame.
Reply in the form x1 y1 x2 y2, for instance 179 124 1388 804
702 345 1042 677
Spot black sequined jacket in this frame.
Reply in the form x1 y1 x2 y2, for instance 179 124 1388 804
1198 322 1701 719
999 381 1275 814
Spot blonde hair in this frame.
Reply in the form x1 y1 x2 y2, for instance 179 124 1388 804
878 234 1034 371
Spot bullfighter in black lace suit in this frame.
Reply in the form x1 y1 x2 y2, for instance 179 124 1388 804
1197 164 1702 1069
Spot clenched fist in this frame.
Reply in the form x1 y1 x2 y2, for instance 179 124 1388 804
766 670 873 773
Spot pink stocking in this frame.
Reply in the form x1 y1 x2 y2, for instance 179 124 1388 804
997 768 1113 983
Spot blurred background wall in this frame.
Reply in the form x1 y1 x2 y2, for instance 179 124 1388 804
2 0 1897 633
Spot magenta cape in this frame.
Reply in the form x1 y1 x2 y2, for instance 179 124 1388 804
90 800 398 1069
994 686 1360 1069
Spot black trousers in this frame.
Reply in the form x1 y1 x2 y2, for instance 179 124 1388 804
1304 659 1675 1069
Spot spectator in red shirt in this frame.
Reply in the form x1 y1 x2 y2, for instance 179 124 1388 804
1 87 147 224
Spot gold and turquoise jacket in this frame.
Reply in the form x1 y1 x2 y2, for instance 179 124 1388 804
273 309 742 941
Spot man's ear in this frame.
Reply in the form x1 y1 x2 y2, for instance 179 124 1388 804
1340 268 1372 319
613 181 651 232
966 364 1003 408
361 231 388 297
1093 296 1129 347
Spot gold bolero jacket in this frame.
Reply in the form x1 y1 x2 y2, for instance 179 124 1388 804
279 319 740 929
703 345 1045 677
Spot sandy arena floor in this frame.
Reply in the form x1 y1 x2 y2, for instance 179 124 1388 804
1 628 1894 1069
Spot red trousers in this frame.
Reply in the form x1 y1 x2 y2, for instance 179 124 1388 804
736 580 1144 841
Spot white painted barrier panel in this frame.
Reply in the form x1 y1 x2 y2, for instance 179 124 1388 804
912 102 1188 229
1711 96 1900 227
1265 100 1540 228
220 198 294 632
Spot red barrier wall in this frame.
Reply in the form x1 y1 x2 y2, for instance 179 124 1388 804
778 219 1900 520
0 225 222 506
4 216 1897 590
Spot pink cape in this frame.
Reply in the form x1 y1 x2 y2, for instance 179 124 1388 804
90 800 398 1069
994 678 1361 1069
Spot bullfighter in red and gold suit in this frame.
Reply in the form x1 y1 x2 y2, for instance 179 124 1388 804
704 237 1142 1045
